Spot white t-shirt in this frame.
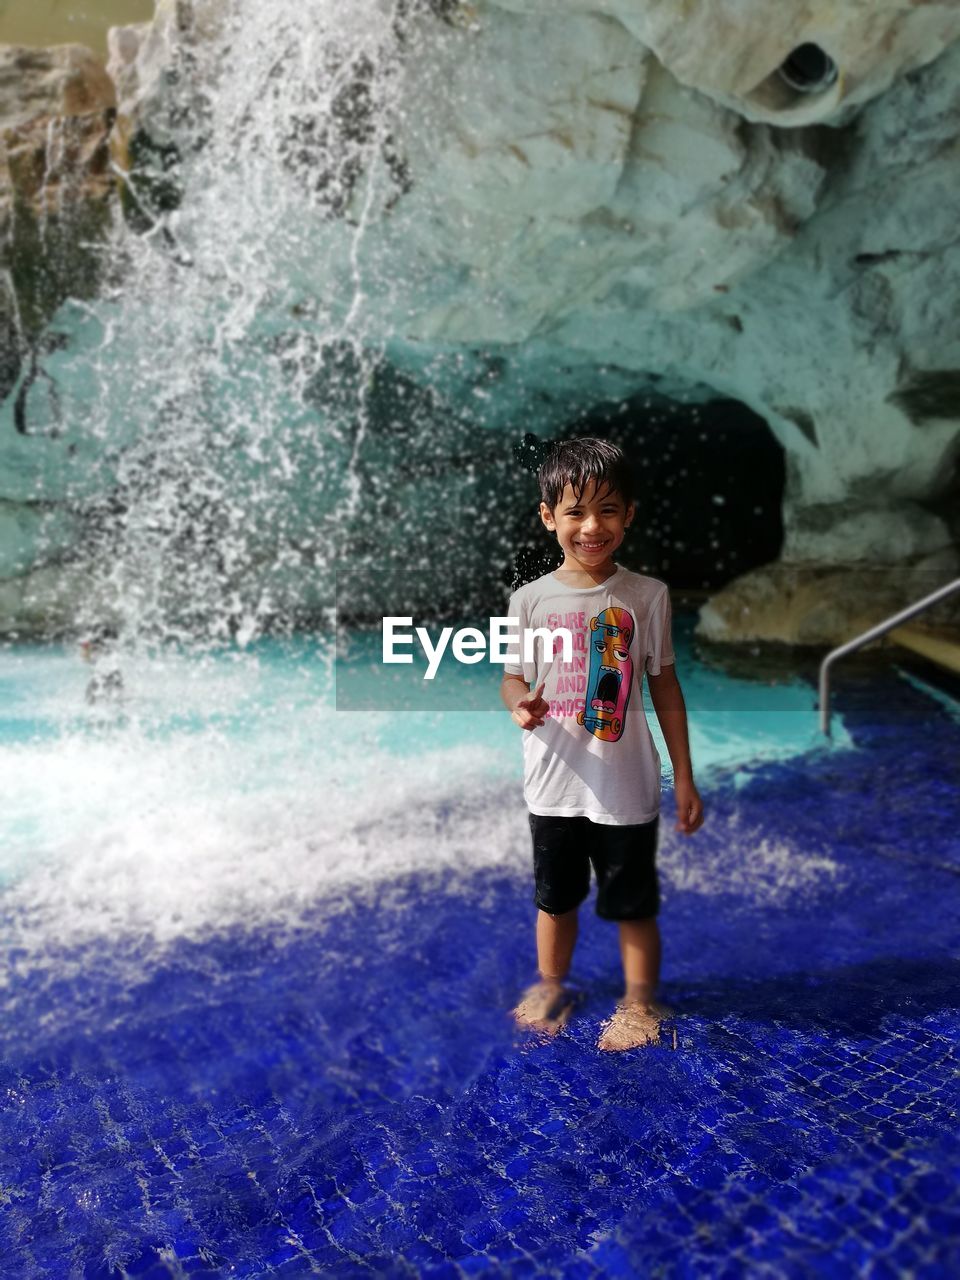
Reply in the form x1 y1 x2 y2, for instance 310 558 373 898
504 565 675 825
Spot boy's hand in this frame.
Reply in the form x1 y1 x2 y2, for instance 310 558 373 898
674 777 704 835
512 681 548 730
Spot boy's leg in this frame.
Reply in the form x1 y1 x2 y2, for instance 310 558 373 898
513 907 580 1031
514 814 590 1032
538 904 579 982
590 817 672 1050
598 916 673 1050
619 916 661 1005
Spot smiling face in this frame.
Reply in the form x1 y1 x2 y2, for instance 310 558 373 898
540 477 634 576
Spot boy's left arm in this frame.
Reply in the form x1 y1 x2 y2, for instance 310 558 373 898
647 665 704 836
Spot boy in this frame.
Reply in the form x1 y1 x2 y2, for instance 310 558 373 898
501 437 704 1051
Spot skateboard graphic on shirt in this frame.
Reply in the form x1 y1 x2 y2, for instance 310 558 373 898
576 606 635 742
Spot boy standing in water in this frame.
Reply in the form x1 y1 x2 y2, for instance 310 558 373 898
501 438 704 1051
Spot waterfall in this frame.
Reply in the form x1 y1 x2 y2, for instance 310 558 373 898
52 0 437 646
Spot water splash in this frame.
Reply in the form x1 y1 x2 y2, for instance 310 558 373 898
29 0 454 646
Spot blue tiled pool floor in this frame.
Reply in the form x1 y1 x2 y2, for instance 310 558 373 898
1 664 959 1277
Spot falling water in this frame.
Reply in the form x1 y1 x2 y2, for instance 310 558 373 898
2 0 546 980
69 0 437 644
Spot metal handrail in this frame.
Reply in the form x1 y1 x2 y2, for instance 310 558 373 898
818 576 960 736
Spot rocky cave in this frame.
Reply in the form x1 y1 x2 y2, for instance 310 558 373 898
1 0 959 644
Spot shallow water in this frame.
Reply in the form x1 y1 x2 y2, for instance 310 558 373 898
0 615 834 809
0 627 957 1269
0 614 840 954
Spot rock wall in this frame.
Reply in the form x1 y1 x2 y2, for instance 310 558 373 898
493 0 960 125
0 45 116 352
0 45 118 624
1 0 959 642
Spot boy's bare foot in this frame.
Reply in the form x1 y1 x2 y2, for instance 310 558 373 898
597 999 674 1051
512 980 580 1035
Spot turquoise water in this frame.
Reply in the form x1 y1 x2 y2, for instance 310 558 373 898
0 613 840 757
0 614 843 898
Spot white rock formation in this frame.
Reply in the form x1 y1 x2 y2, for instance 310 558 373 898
1 0 959 641
491 0 960 125
379 0 960 634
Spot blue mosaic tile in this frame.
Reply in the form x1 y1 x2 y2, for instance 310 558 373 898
1 667 959 1275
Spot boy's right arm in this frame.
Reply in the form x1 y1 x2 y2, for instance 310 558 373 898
501 675 548 730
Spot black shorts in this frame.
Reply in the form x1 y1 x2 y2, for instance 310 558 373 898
528 811 660 921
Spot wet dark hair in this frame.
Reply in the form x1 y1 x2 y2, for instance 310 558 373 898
537 437 633 511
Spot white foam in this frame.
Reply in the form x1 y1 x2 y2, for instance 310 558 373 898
662 822 846 904
0 645 529 969
0 642 853 979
